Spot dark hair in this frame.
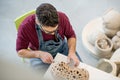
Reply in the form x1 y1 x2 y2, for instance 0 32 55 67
36 3 58 27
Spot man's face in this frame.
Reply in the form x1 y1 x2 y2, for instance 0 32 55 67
36 17 58 35
40 24 58 35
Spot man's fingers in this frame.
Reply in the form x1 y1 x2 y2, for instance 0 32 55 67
67 57 70 64
44 54 53 64
74 60 80 67
48 54 54 62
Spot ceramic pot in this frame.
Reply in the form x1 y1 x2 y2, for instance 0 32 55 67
95 37 113 58
102 9 120 30
97 59 117 76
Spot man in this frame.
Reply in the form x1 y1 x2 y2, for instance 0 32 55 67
16 3 81 72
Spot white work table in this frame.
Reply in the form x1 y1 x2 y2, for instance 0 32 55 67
44 53 120 80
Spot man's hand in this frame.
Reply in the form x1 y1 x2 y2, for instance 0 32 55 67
35 51 54 64
67 53 80 67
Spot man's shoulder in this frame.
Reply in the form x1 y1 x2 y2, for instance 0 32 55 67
58 11 67 17
20 14 35 28
19 14 35 31
57 11 69 22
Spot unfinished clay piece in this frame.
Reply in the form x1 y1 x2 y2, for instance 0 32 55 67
97 59 117 76
51 61 89 80
102 9 120 29
102 9 120 38
95 37 113 57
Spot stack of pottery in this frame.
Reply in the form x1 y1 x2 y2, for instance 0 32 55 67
86 9 120 78
96 9 120 78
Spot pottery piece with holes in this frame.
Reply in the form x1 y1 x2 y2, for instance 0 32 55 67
51 61 89 80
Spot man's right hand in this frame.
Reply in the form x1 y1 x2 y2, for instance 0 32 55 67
35 51 54 64
18 49 53 64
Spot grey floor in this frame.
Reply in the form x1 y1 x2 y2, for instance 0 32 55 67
0 0 120 80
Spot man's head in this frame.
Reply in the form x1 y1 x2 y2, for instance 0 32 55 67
36 3 59 35
36 3 58 27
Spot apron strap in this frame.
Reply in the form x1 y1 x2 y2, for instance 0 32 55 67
35 24 44 49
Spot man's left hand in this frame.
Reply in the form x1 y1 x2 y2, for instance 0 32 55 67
67 53 80 67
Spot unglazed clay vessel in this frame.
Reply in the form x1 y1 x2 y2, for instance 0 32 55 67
94 37 113 58
102 9 120 38
110 48 120 65
102 9 120 30
97 59 117 76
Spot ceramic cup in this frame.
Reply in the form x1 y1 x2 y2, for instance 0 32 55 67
95 37 113 58
97 59 117 76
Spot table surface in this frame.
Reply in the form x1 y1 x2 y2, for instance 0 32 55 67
44 53 120 80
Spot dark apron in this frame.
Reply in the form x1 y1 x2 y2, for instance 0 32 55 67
30 24 82 72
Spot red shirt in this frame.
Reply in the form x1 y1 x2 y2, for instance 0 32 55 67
16 12 76 52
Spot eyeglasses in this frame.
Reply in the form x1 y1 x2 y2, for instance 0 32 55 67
39 24 58 34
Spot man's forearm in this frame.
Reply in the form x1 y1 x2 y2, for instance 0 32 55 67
67 37 76 54
17 49 39 58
